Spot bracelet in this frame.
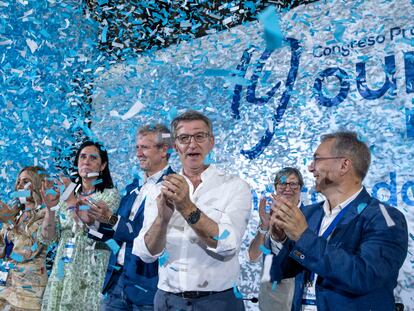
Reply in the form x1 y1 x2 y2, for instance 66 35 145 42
257 225 268 235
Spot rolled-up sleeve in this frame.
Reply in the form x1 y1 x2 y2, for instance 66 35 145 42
205 179 251 257
132 191 163 263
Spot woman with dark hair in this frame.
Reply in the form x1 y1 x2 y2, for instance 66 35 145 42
0 166 48 310
40 141 120 311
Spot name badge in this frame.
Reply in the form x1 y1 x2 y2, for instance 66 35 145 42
0 262 10 286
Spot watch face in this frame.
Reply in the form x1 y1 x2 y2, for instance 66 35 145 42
187 209 201 225
109 215 118 226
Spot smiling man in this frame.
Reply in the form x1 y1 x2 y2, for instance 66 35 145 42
90 124 174 311
133 110 252 311
268 131 408 311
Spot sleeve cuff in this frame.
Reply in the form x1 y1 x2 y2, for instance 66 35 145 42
270 235 286 255
132 233 163 263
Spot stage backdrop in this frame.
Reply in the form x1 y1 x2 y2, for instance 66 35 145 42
91 0 414 309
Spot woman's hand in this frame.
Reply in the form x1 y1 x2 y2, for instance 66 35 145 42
258 196 270 231
41 179 61 209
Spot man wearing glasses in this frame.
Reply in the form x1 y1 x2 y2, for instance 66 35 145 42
268 131 408 311
248 167 304 311
133 110 251 310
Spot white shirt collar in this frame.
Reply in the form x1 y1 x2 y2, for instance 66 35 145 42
144 165 170 185
180 164 218 182
322 187 363 216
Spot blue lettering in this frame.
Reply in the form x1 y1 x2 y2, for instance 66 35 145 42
401 181 414 206
356 55 396 99
231 38 301 159
371 172 397 206
404 51 414 94
313 67 350 107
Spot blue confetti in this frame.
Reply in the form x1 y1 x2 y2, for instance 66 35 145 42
57 259 65 280
10 252 24 263
105 239 120 255
31 243 38 252
258 6 283 50
259 244 271 255
45 188 57 196
232 284 244 299
213 229 230 241
158 251 169 267
134 284 148 293
79 205 90 211
357 203 367 214
11 190 31 198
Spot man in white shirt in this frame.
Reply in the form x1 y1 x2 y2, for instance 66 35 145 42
88 124 174 311
133 110 251 311
268 131 408 311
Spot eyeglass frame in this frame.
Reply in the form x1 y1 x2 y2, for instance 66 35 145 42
312 156 346 163
275 182 301 190
174 132 211 145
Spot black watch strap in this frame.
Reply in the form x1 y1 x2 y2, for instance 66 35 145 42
186 208 201 225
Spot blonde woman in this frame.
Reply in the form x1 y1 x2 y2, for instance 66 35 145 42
0 166 48 311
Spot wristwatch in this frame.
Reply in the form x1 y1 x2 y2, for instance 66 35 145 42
186 208 201 225
257 224 268 235
107 214 118 226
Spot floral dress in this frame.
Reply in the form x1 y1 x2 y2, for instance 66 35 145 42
40 188 120 311
0 207 48 310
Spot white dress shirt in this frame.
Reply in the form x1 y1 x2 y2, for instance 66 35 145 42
132 165 252 292
116 167 168 266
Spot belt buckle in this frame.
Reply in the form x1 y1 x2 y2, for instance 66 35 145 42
182 291 198 299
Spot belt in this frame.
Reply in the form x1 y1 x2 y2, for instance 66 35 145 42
171 288 232 300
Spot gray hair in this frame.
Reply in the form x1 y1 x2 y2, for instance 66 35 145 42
274 167 304 188
137 123 172 159
171 110 213 138
321 131 371 180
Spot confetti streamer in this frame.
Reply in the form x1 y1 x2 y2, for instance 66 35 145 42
56 259 65 280
158 251 169 267
105 239 120 255
357 203 367 214
10 252 24 263
259 244 271 255
134 284 148 293
232 284 244 299
213 229 230 241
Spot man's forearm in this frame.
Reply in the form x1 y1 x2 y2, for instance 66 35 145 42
179 202 219 248
144 216 169 255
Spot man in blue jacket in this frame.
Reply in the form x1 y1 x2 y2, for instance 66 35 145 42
269 131 408 311
89 124 174 311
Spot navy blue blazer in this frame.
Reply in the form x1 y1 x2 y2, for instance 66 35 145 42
100 166 174 306
271 188 408 311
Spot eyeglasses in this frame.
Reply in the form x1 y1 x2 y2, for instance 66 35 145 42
276 182 300 190
175 132 210 144
312 156 345 163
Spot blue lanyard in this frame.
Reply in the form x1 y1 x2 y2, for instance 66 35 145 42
307 202 352 284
